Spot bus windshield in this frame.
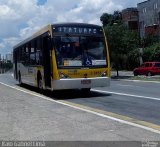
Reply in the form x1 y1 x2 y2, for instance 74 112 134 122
54 36 107 68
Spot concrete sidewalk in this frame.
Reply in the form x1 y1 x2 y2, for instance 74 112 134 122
111 70 160 83
111 71 133 79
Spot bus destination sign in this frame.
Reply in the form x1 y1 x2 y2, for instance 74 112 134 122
54 26 102 35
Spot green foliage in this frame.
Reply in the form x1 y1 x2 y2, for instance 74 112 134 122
100 11 122 26
5 62 13 69
0 61 13 70
100 11 140 71
100 13 113 26
104 23 139 70
143 43 160 62
100 11 160 72
142 35 159 47
128 48 140 69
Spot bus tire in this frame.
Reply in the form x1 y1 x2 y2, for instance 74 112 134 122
18 72 22 85
37 73 43 90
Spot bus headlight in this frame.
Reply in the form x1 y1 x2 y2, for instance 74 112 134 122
101 71 107 77
59 72 70 79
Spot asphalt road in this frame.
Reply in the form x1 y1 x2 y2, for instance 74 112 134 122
0 73 160 141
66 79 160 125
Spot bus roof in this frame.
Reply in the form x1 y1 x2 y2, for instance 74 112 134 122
13 24 52 49
13 23 102 49
52 23 102 28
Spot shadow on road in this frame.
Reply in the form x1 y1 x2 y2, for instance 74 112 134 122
17 84 111 100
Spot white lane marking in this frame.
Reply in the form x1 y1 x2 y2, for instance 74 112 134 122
0 81 160 135
121 79 160 84
92 89 160 101
116 84 135 87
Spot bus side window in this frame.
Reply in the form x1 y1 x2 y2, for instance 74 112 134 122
30 40 36 65
25 43 31 66
21 46 25 64
36 37 43 65
23 45 27 66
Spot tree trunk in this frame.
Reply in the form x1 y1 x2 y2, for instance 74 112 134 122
116 63 119 77
116 69 119 77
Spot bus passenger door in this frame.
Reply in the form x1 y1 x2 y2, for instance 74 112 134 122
42 35 52 88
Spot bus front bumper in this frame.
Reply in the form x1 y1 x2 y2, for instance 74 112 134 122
52 77 110 90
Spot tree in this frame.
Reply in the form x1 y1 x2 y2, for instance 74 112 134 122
143 43 160 62
104 24 139 74
100 11 139 76
100 11 122 26
128 48 140 69
140 35 158 48
100 13 113 26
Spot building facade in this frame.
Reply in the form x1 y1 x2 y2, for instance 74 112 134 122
5 53 13 63
122 8 139 31
138 0 160 38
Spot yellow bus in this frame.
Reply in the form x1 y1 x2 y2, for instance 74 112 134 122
13 23 110 92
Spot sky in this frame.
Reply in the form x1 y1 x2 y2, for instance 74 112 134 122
0 0 144 56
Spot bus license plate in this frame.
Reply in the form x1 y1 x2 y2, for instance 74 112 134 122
81 80 91 84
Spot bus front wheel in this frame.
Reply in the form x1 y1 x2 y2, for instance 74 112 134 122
38 79 43 89
37 74 43 90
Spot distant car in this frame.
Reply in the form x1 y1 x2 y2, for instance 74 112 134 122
133 62 160 76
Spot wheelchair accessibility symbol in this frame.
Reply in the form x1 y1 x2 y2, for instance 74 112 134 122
85 58 92 65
